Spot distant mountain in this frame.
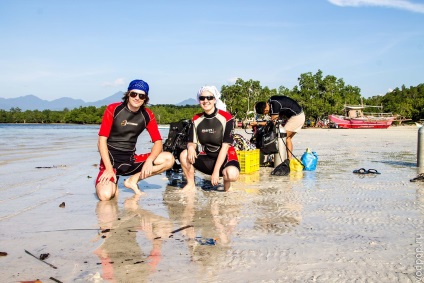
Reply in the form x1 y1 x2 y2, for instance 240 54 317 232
0 93 122 111
0 94 76 111
0 92 197 111
86 92 125 108
176 98 197 106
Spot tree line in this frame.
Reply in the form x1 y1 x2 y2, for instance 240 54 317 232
1 69 423 124
0 105 202 124
221 70 424 122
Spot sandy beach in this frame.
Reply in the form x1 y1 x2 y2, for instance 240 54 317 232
0 124 423 282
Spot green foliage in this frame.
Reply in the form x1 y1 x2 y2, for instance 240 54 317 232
364 83 424 121
295 70 361 120
149 104 201 124
221 78 273 120
1 72 423 124
221 70 363 121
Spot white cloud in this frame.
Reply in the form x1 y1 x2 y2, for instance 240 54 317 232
328 0 424 13
226 77 239 85
101 78 126 87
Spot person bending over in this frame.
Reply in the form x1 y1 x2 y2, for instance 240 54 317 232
251 95 305 160
95 79 174 201
179 86 240 192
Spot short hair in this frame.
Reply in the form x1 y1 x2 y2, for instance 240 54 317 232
254 102 267 114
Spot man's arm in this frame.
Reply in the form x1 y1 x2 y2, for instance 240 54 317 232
97 136 117 184
250 114 279 126
211 143 231 186
147 140 163 164
140 139 163 179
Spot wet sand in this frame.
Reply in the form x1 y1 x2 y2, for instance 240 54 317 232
0 125 423 282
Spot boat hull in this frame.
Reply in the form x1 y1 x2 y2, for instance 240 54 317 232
328 114 394 129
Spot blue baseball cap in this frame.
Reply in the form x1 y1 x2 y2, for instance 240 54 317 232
128 79 149 95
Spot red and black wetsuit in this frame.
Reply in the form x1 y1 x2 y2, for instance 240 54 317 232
188 108 240 175
96 102 161 183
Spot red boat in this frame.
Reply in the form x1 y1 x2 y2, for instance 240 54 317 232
328 105 395 129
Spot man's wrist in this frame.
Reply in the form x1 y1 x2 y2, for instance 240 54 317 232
145 158 155 165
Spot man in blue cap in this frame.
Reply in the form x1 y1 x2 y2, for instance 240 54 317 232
95 79 174 201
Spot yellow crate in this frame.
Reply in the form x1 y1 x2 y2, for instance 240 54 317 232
236 149 260 174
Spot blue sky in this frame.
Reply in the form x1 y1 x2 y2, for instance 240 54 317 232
0 0 423 105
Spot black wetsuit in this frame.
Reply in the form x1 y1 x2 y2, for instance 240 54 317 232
96 102 161 183
188 108 240 175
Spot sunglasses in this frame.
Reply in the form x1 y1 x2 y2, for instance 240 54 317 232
129 92 147 100
199 96 215 101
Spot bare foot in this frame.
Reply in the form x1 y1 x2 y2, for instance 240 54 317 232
180 183 196 192
225 185 234 192
124 179 144 195
224 181 233 192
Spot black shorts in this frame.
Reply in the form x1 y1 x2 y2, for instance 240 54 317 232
193 146 240 176
95 148 150 185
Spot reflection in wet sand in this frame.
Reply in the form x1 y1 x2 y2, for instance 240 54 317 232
162 181 303 280
163 188 239 280
93 195 172 282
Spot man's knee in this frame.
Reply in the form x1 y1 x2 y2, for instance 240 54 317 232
153 152 174 170
161 151 175 165
223 166 239 182
96 182 117 201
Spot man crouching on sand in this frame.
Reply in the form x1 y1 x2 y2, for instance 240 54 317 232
95 79 174 201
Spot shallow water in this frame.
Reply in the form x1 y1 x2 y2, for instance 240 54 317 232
0 124 423 282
